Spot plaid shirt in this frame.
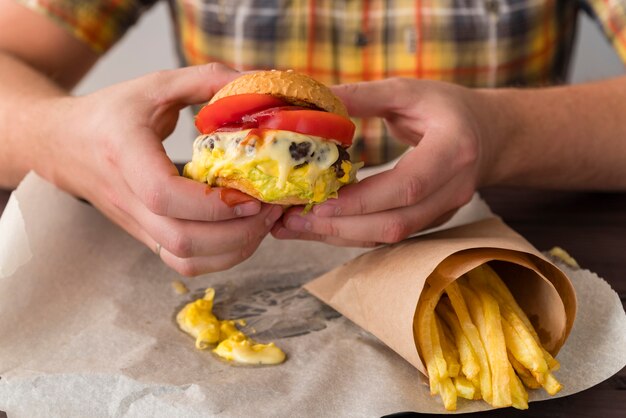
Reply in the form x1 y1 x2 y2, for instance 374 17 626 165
18 0 626 165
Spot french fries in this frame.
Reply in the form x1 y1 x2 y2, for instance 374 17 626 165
467 264 560 372
465 280 512 408
444 282 493 404
437 314 461 378
417 264 563 411
436 300 480 381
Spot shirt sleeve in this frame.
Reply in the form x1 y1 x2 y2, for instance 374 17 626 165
582 0 626 64
15 0 159 53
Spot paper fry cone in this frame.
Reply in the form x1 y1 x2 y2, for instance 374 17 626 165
305 217 576 375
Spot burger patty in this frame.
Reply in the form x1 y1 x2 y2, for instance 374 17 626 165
332 146 351 178
290 140 350 178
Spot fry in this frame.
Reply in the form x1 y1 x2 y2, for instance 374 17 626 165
430 301 457 410
415 285 447 395
541 372 563 396
545 350 561 371
508 363 529 410
430 311 450 381
436 313 461 378
501 313 548 374
454 376 476 400
532 370 563 396
508 350 541 389
463 280 512 408
444 281 493 404
415 313 440 395
469 375 482 399
439 376 458 411
436 299 480 380
518 373 542 390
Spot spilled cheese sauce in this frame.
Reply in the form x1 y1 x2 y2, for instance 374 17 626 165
183 129 357 204
176 288 286 365
171 280 189 295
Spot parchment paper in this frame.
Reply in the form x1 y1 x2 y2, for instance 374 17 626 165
0 173 625 417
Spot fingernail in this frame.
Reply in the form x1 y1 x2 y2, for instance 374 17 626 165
313 204 341 217
286 215 312 232
265 206 283 227
234 201 260 217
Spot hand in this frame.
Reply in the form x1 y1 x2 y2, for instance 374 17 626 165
35 63 283 275
273 78 490 246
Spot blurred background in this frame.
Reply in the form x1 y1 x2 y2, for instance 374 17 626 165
74 2 625 163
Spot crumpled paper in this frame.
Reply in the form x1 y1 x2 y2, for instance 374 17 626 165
0 173 625 417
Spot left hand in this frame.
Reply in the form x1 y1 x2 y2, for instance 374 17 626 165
272 78 492 247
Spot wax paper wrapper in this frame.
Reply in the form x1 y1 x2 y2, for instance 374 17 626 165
0 173 625 417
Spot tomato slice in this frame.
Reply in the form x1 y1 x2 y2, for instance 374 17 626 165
195 94 287 134
252 107 356 146
197 94 356 146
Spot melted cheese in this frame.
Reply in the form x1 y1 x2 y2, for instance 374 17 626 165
176 288 286 365
183 129 355 204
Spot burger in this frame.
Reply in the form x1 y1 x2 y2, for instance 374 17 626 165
183 70 361 206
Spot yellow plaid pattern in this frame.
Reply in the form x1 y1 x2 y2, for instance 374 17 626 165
17 0 626 165
586 0 626 61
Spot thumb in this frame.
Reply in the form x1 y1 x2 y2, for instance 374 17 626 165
145 63 240 106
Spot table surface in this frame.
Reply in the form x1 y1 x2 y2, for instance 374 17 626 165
1 184 624 418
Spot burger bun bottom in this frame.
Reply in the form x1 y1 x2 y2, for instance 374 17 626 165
215 177 309 206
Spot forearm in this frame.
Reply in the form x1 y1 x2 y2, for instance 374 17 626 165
479 76 626 190
0 52 67 188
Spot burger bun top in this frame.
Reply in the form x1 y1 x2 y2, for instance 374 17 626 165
209 70 349 119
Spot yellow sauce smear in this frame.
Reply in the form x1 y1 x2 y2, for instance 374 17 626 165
171 280 189 295
176 288 286 365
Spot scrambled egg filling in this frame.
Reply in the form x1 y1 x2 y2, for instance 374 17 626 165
176 288 286 365
183 129 359 204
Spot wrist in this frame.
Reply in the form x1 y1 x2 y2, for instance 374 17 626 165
472 87 526 187
27 95 82 192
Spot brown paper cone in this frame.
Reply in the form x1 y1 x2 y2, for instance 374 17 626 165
305 217 577 376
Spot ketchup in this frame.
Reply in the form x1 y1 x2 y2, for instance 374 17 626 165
219 189 255 207
241 128 264 146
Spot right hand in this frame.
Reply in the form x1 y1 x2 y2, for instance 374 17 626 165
35 63 283 276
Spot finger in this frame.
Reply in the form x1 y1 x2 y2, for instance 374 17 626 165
423 209 459 231
126 194 283 258
271 221 378 248
159 238 264 277
277 209 459 247
116 129 262 221
284 176 473 243
144 62 240 106
331 78 415 118
313 129 468 217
